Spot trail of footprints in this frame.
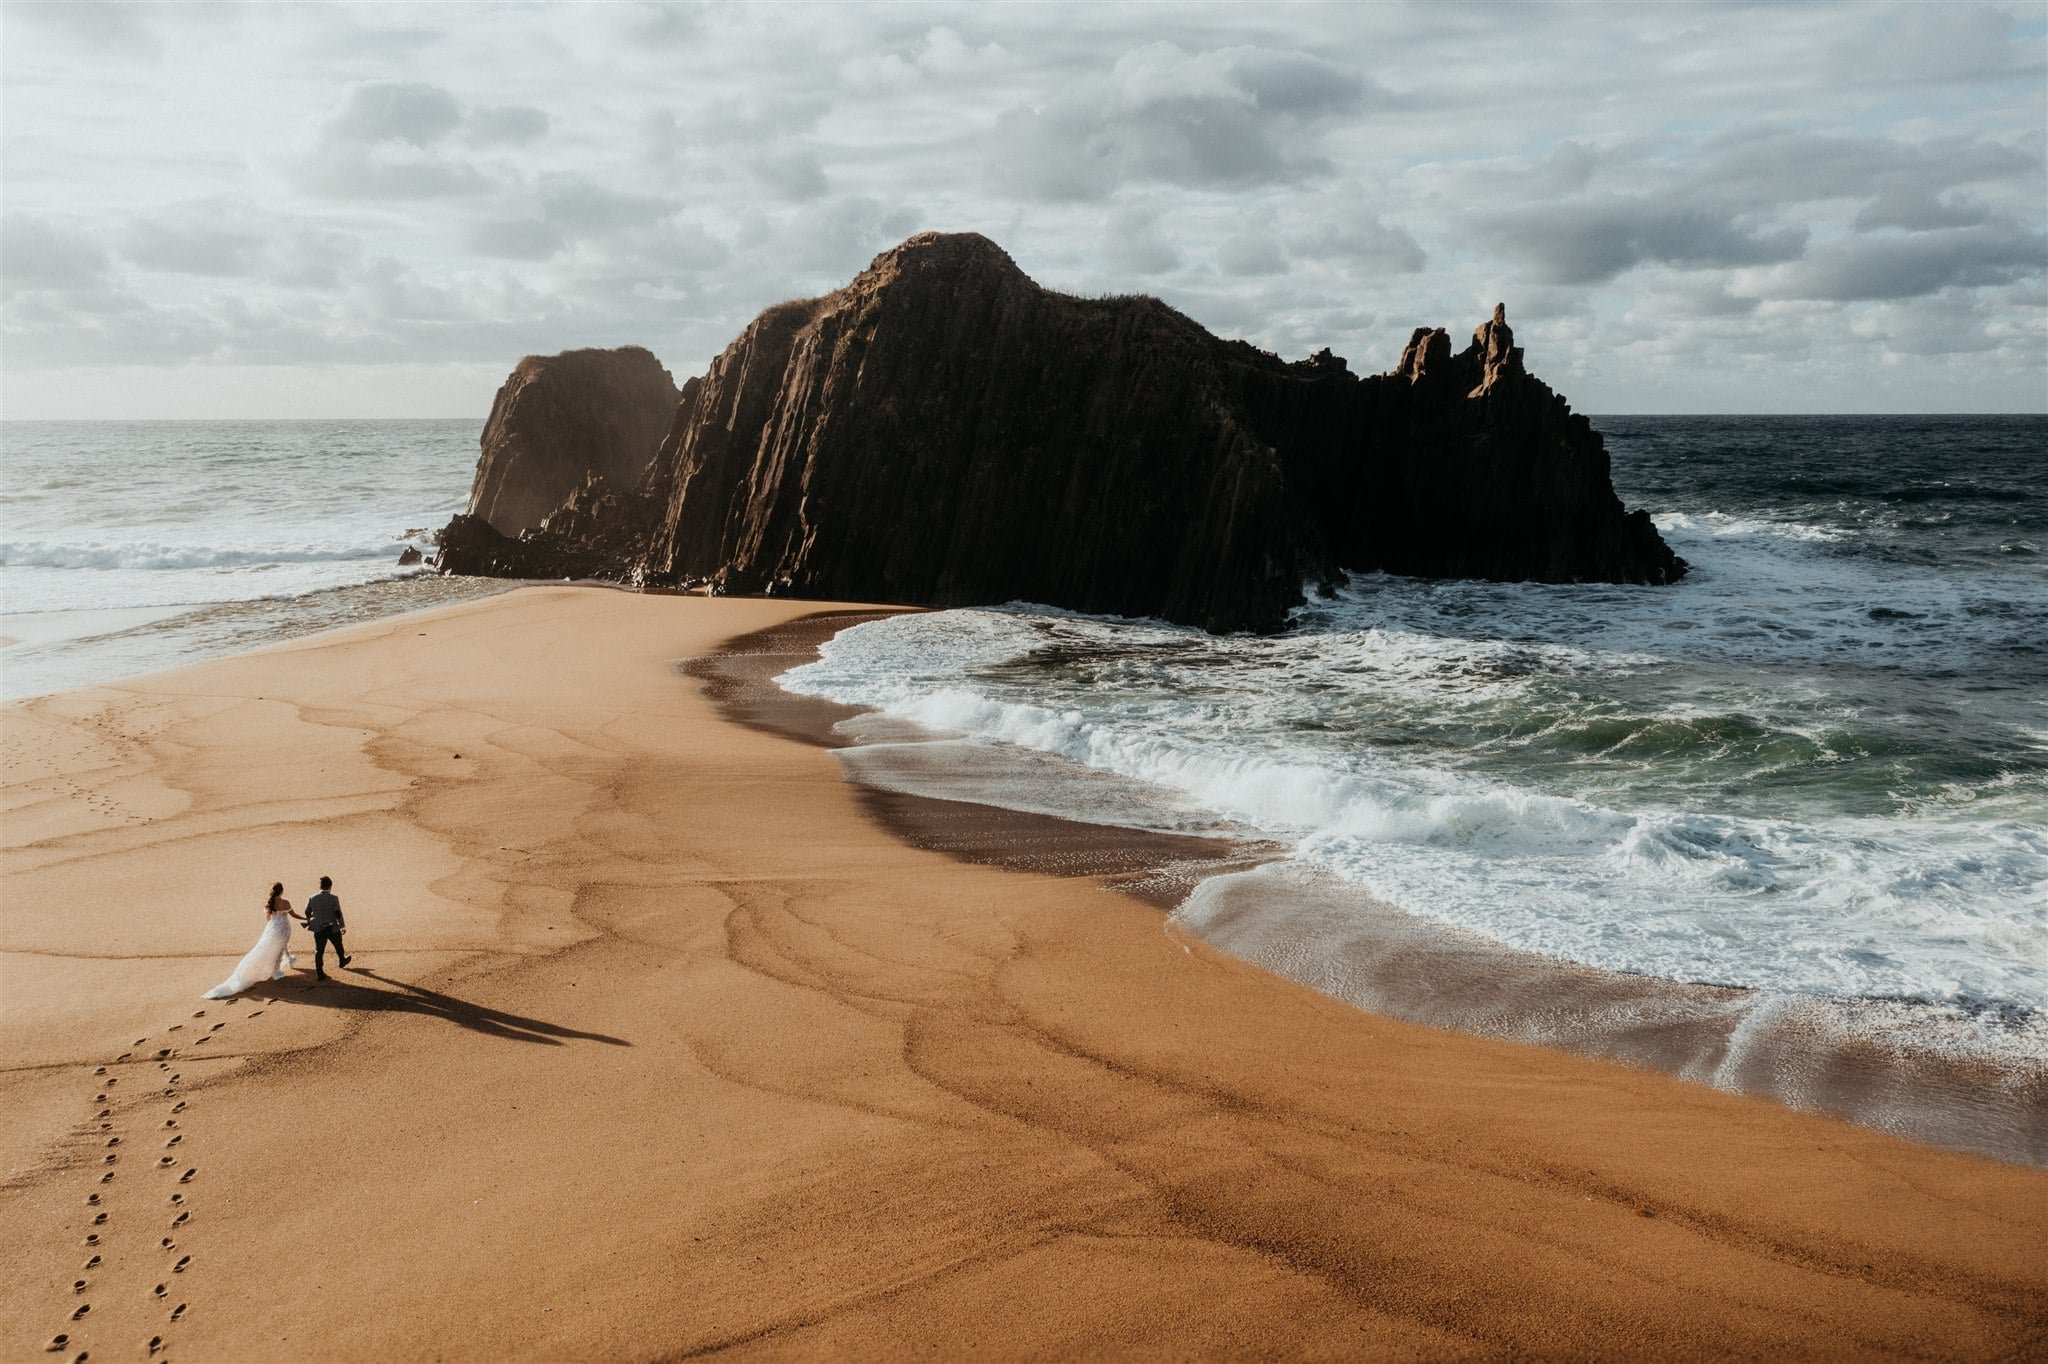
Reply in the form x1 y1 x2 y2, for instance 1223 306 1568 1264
43 1000 267 1362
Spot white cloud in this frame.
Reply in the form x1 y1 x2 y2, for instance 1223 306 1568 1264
0 0 2042 416
466 105 551 148
1215 230 1285 277
986 41 1365 204
1745 223 2048 302
751 146 829 201
1288 207 1426 276
1102 203 1181 276
326 81 463 147
915 26 1011 78
2 215 112 292
300 81 498 200
1829 1 2045 85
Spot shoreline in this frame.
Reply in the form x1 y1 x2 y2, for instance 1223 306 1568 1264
3 586 2044 1358
719 609 2047 1169
680 610 1281 906
0 574 522 704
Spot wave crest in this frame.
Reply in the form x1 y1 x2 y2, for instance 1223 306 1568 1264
2 538 418 572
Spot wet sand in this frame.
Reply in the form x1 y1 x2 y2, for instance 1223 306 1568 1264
2 586 2044 1360
703 613 2048 1168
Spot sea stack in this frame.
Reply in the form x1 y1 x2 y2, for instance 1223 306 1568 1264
466 345 679 537
438 232 1684 630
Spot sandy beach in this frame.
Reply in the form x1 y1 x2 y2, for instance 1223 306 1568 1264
3 585 2044 1361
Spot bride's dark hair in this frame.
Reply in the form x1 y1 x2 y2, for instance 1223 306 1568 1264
267 881 284 913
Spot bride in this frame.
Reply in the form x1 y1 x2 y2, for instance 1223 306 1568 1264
204 882 303 999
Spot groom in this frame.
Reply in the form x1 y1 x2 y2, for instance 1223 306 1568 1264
304 875 352 981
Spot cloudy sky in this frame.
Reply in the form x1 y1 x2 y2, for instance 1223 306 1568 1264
3 1 2043 418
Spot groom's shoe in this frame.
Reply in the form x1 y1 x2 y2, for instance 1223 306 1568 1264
339 956 352 968
315 971 329 982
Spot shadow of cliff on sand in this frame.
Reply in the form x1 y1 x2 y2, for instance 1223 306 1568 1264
243 968 631 1047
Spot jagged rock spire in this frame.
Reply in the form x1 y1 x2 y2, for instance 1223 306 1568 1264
438 238 1686 625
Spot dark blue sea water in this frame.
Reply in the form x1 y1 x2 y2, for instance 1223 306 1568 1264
784 416 2048 1094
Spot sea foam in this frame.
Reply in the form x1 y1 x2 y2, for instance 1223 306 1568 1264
2 537 414 573
779 494 2048 1063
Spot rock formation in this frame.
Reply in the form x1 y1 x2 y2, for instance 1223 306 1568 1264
465 345 679 536
438 233 1683 631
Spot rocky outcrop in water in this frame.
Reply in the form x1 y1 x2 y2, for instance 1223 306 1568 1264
465 345 678 536
438 233 1683 630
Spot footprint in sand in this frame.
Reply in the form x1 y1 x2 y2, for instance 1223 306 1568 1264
177 1169 195 1184
101 1155 116 1166
92 1067 105 1076
83 1256 100 1270
168 1194 184 1207
85 1194 99 1206
153 1284 165 1300
192 1011 206 1020
171 1212 188 1228
97 1172 114 1186
157 1157 175 1167
104 1138 119 1148
164 1135 182 1148
162 1120 176 1130
169 1304 186 1322
149 1336 163 1355
44 1333 67 1352
72 1280 85 1294
91 1213 106 1226
116 1053 132 1062
160 1238 175 1250
93 1094 106 1104
167 1074 180 1084
166 1025 182 1033
69 1303 89 1321
170 1103 186 1115
192 1038 209 1046
172 1256 190 1273
247 1010 263 1018
83 1234 99 1246
155 1049 171 1059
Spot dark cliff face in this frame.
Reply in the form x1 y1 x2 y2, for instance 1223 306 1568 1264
466 345 679 536
439 233 1683 631
637 233 1324 631
1266 306 1681 587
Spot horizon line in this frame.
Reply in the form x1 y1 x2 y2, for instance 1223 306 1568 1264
7 410 2047 424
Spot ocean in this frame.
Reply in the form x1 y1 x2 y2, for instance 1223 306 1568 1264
778 415 2048 1161
1 419 505 699
5 414 2044 1158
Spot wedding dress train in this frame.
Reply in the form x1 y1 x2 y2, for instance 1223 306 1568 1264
203 912 295 999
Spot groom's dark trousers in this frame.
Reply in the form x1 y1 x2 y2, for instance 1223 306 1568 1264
314 927 346 976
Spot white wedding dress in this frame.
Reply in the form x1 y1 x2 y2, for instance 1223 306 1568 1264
204 911 296 998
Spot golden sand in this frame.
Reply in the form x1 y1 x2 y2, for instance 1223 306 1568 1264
3 586 2043 1360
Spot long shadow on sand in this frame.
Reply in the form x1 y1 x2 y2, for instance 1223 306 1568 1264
242 968 631 1047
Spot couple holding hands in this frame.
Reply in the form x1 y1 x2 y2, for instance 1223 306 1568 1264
204 875 354 1000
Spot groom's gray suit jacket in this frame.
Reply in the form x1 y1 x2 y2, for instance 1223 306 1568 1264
305 891 343 931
